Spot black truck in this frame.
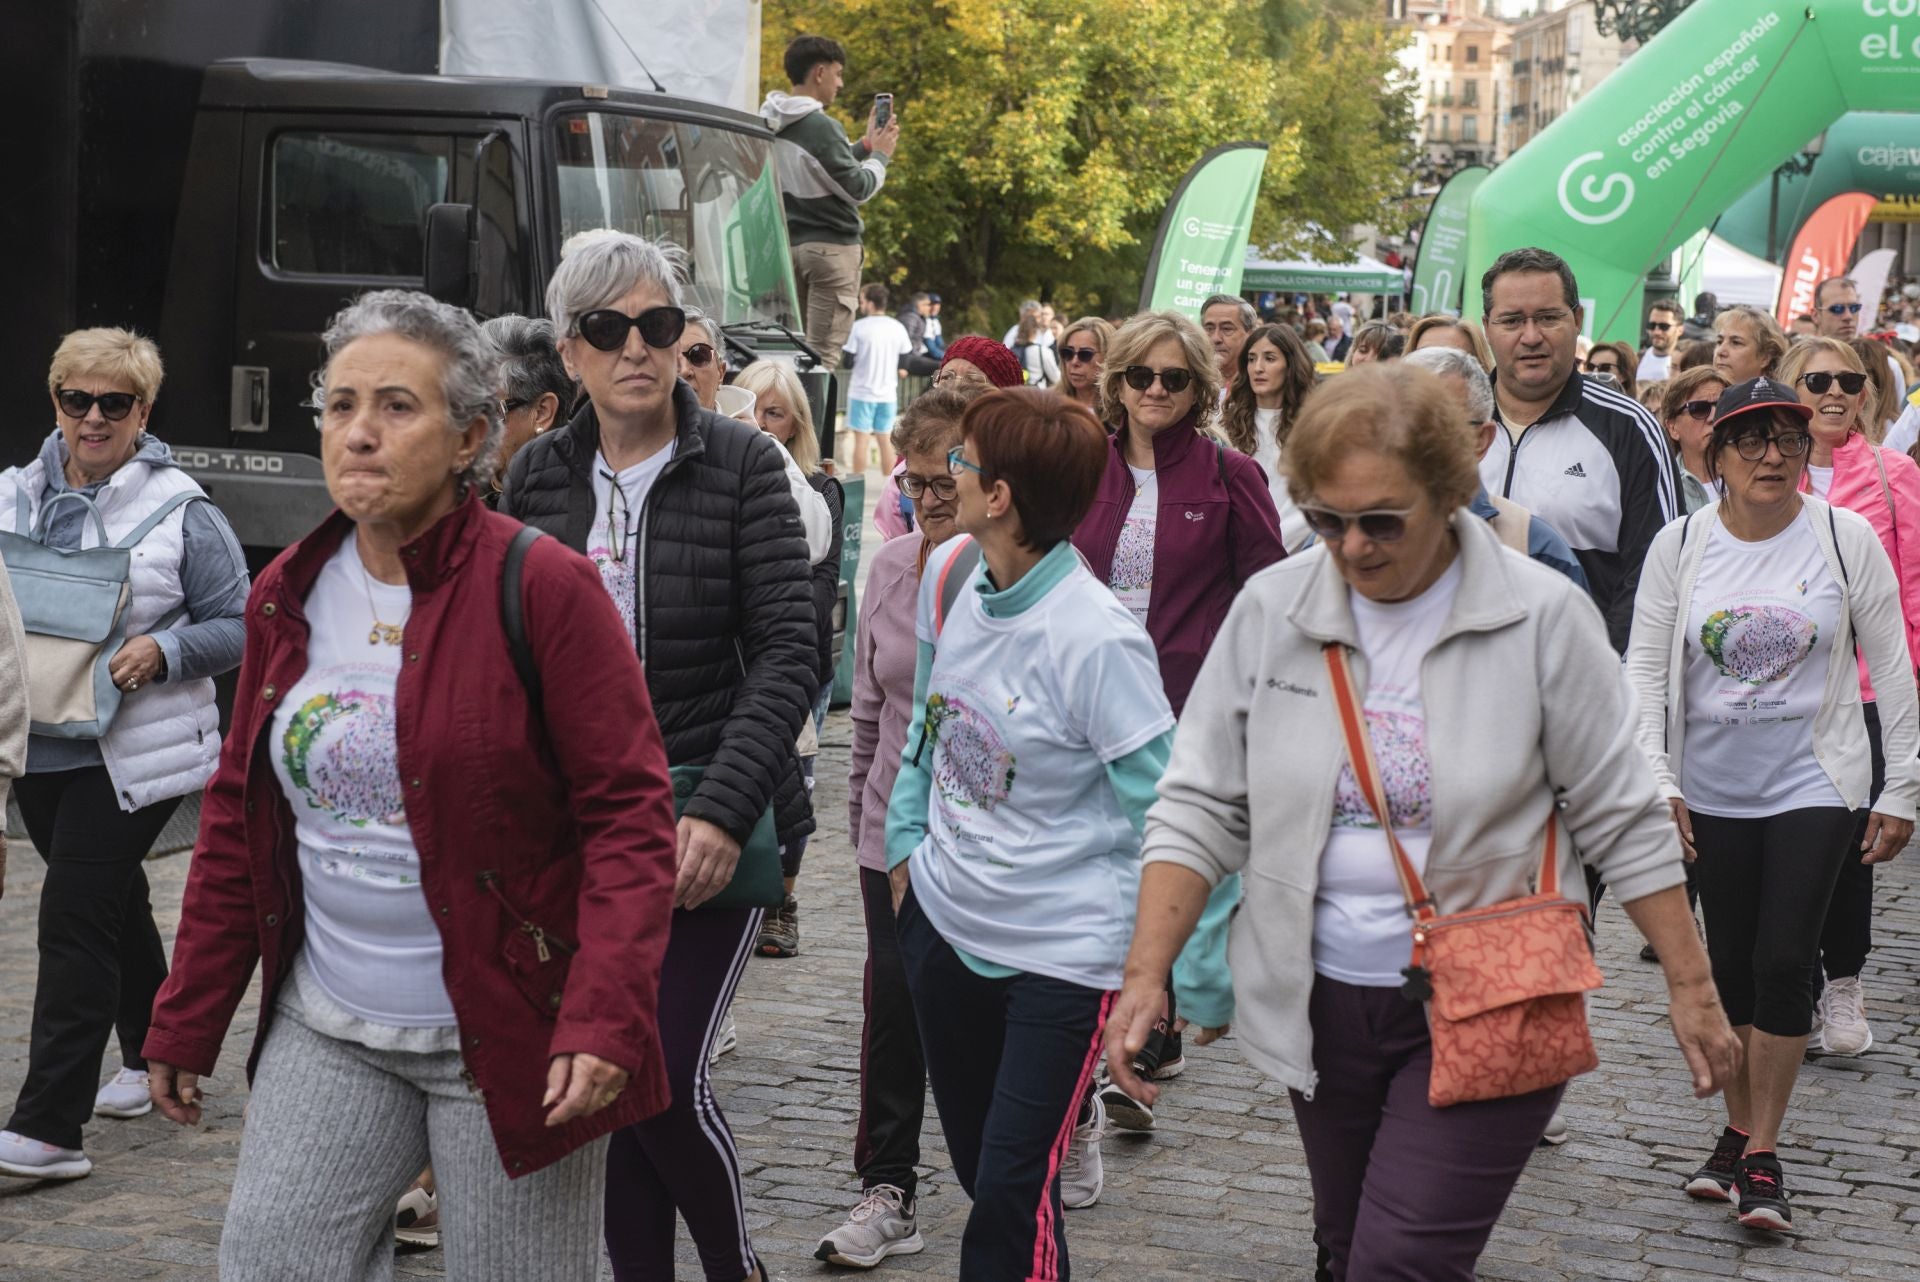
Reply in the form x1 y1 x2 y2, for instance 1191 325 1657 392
12 0 826 551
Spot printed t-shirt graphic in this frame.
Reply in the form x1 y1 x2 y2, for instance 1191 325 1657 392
1109 465 1157 624
588 443 676 642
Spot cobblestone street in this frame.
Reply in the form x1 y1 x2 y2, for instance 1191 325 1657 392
3 725 1920 1280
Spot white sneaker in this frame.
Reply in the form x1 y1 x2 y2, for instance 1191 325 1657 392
710 1011 738 1065
1820 976 1874 1056
1059 1091 1105 1209
1538 1110 1570 1147
94 1067 153 1119
814 1183 925 1268
1808 985 1828 1053
0 1130 92 1180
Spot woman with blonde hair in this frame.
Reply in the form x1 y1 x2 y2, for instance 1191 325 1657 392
1058 315 1114 418
1712 305 1788 386
1406 315 1493 372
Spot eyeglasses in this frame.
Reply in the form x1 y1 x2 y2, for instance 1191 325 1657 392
1583 360 1619 374
1488 309 1573 334
1678 399 1716 421
680 343 716 368
933 369 989 391
1298 503 1418 544
600 470 633 562
1824 302 1863 316
1646 321 1674 332
1796 370 1867 396
1730 428 1812 461
900 472 959 501
947 445 987 477
504 397 530 414
1122 365 1193 394
576 305 687 353
55 388 139 421
1059 345 1100 365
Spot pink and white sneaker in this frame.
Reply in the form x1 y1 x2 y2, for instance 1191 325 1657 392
0 1130 92 1180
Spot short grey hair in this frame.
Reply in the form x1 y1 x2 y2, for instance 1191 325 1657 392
545 231 687 338
482 315 574 414
317 289 504 490
682 306 723 351
1404 345 1495 425
1202 293 1257 330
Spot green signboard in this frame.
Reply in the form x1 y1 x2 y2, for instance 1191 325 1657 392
1410 167 1489 316
1139 142 1269 317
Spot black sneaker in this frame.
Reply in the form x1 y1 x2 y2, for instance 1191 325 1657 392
1683 1126 1746 1201
1734 1151 1792 1231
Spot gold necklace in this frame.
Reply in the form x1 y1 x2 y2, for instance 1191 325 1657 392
359 558 410 646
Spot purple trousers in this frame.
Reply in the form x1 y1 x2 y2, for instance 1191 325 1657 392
603 905 762 1281
1289 974 1562 1281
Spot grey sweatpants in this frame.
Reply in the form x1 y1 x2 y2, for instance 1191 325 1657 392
219 1010 608 1281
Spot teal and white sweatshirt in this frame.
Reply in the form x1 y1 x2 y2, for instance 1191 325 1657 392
884 538 1238 1027
760 91 889 247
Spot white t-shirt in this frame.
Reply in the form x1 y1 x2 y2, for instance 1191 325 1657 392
1681 511 1847 818
1254 406 1312 553
589 444 675 642
1002 324 1056 348
271 534 452 1027
844 314 913 404
1885 401 1920 458
1314 556 1463 987
908 538 1175 990
1637 349 1672 383
1806 463 1834 499
1110 466 1157 624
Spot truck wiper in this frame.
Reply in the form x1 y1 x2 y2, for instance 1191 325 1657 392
721 319 827 367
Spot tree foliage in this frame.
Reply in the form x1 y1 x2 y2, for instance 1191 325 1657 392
762 0 1416 330
1592 0 1695 45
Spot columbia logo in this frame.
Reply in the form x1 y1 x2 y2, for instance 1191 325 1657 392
1563 462 1587 477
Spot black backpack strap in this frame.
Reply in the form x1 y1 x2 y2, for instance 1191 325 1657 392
502 525 545 717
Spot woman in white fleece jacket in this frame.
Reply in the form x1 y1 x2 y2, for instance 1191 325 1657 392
1624 377 1918 1234
1111 364 1738 1282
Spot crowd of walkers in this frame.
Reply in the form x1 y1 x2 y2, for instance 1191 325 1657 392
0 229 1916 1282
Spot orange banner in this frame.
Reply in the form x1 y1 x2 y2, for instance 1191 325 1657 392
1776 192 1879 328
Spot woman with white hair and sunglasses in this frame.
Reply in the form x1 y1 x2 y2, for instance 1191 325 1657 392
502 231 817 1282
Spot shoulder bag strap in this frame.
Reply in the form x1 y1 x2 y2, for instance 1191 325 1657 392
502 525 545 718
932 535 980 637
114 491 203 550
31 490 112 547
1870 445 1900 575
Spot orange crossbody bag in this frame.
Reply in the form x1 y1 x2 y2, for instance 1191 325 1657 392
1323 642 1604 1107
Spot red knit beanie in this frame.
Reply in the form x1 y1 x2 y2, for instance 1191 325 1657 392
940 335 1025 389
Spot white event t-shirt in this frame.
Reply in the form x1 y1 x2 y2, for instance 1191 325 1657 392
1109 465 1157 624
1314 556 1463 987
270 534 452 1026
588 443 675 642
844 314 914 404
1254 406 1311 553
908 538 1175 990
1681 510 1846 818
1805 464 1833 499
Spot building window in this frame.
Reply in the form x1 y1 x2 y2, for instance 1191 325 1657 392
1464 115 1478 142
1466 45 1479 63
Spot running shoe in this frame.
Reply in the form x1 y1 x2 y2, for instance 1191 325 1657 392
94 1067 153 1119
1683 1126 1747 1201
1152 1028 1186 1080
1733 1151 1792 1231
815 1183 924 1268
710 1010 739 1064
0 1131 91 1181
758 895 800 958
394 1185 439 1251
1538 1110 1569 1147
1809 984 1827 1053
1097 1076 1154 1132
1059 1091 1105 1209
1819 975 1873 1056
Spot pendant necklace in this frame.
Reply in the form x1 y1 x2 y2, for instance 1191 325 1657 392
359 558 410 646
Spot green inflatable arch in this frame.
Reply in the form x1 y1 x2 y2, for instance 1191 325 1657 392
1714 112 1920 261
1465 1 1920 342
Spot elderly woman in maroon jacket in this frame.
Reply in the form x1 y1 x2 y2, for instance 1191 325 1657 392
142 290 679 1282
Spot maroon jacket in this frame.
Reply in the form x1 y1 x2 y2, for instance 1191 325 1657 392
1072 419 1285 714
143 498 679 1177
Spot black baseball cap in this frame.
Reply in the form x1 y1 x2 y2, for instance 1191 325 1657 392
1712 376 1813 430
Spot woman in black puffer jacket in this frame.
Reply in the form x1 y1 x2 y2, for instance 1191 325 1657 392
501 232 814 1282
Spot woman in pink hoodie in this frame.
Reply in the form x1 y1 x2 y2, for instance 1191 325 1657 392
1781 336 1920 1060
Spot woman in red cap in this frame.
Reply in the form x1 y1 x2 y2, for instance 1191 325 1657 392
874 338 1026 541
1627 376 1918 1233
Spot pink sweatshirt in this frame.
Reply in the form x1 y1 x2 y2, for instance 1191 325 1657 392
848 534 925 871
1803 430 1920 700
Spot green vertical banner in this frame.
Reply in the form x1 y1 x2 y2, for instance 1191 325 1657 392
1139 142 1269 318
1409 166 1489 316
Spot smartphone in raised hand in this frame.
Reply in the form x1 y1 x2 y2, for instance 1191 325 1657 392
874 93 893 130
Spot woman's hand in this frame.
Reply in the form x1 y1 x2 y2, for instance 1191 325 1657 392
148 1061 203 1126
889 860 911 913
1860 810 1913 864
673 817 741 910
1667 797 1695 862
1101 974 1170 1109
1668 978 1742 1100
543 1053 630 1127
109 635 165 692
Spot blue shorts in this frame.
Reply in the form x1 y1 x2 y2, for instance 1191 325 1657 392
848 398 898 432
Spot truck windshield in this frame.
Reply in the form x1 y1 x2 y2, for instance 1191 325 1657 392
552 112 799 330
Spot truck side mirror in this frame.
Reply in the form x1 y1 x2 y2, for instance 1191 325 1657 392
423 203 476 306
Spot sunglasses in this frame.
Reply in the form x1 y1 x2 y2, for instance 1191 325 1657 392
1646 321 1674 332
1583 360 1619 373
1677 399 1716 421
1122 365 1193 394
577 305 687 353
900 472 959 501
55 388 139 421
1824 302 1863 316
680 343 716 368
1299 503 1418 544
1060 345 1100 365
1729 429 1812 461
1796 370 1868 396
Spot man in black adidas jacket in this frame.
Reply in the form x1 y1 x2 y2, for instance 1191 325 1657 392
1478 248 1680 652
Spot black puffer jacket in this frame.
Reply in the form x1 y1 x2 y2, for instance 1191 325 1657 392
502 381 818 848
806 471 846 686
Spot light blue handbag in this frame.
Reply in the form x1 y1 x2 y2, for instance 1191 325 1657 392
0 488 197 738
